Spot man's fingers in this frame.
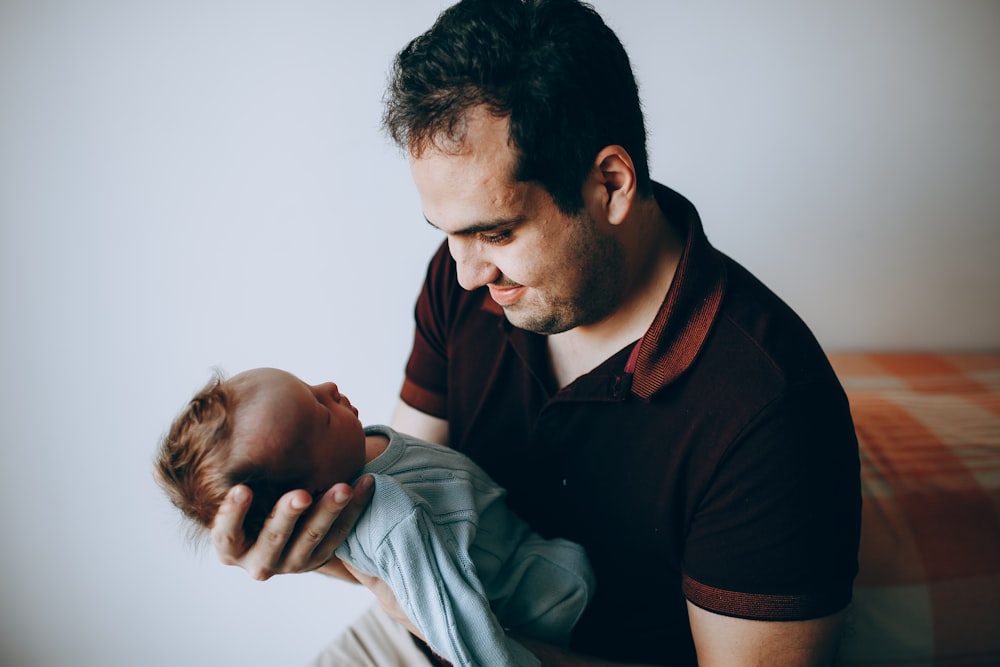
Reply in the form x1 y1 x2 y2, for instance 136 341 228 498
211 478 374 579
284 476 375 571
322 475 375 547
282 482 353 569
211 485 252 564
245 489 312 580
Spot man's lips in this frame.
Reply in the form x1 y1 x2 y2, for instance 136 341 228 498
487 284 526 307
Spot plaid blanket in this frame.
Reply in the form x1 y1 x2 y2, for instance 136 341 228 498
828 353 1000 666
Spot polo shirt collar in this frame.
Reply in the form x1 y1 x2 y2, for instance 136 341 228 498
629 183 727 399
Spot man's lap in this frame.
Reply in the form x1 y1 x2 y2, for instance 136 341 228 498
307 604 435 667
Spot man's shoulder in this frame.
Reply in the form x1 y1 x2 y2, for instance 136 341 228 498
710 255 838 390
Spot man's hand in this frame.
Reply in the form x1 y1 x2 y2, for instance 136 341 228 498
343 562 425 641
210 475 375 581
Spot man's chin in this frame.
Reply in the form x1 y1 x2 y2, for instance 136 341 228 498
503 307 572 336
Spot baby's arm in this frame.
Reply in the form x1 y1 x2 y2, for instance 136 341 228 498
345 481 540 667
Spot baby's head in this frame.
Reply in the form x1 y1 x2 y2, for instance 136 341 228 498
155 368 366 542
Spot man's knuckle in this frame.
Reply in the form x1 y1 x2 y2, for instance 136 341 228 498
212 532 240 555
262 529 286 548
302 526 325 544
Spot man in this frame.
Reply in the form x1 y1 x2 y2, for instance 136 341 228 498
211 1 862 665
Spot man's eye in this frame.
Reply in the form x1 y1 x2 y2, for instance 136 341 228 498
480 230 512 245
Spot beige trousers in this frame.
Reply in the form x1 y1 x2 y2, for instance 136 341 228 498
307 604 435 667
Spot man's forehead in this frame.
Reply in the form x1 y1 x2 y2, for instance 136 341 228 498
411 157 529 234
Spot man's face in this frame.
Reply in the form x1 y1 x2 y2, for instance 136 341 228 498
409 108 625 335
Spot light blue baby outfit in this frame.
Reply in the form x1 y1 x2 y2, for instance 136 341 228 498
335 425 595 667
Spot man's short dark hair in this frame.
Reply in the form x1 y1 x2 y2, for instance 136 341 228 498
383 0 651 214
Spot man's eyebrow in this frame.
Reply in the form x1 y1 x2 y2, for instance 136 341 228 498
423 215 525 236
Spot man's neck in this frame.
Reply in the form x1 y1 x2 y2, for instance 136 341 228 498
547 197 682 388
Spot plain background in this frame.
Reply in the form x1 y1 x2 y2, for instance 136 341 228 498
1 1 998 665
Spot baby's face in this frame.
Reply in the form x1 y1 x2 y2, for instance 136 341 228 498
229 368 366 492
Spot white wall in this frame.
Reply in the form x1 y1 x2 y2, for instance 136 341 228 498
1 2 997 665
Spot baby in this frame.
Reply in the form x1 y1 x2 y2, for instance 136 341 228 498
155 367 594 667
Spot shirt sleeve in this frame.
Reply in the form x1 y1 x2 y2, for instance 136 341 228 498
401 241 452 419
681 381 862 620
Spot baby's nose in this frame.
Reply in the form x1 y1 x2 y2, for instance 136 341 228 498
316 381 340 400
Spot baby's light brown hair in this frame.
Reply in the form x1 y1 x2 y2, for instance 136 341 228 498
155 372 306 543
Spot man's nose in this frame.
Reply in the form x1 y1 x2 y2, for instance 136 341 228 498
448 237 500 291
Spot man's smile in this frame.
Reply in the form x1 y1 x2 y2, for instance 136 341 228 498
487 283 526 306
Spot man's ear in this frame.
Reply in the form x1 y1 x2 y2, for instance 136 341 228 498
588 145 637 226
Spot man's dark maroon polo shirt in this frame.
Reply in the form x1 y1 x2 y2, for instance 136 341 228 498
401 183 861 665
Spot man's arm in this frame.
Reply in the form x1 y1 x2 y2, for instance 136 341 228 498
391 400 449 445
516 606 845 667
687 603 847 667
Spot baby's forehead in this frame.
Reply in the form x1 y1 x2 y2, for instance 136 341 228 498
228 370 308 459
229 369 303 411
230 367 295 391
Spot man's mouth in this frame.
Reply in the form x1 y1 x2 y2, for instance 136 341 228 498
487 283 526 307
